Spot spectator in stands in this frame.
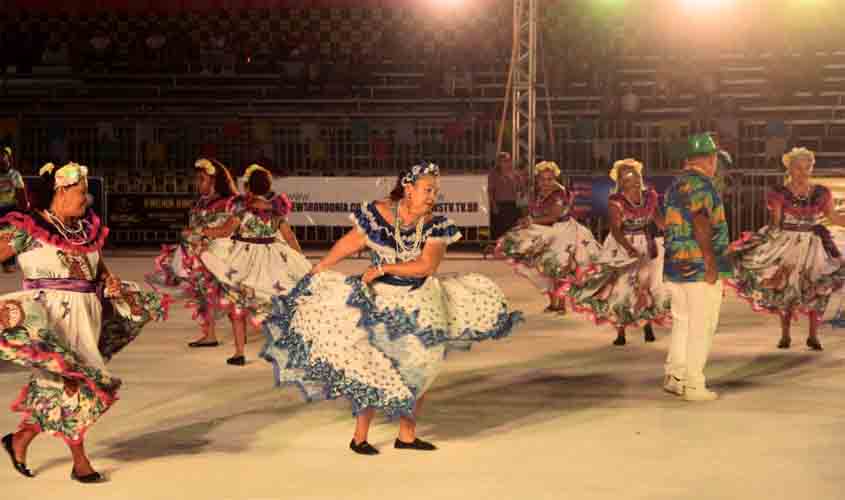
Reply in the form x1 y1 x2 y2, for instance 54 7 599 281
488 152 524 240
145 29 168 72
41 33 70 67
88 29 114 71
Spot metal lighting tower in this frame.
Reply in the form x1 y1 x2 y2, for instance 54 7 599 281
511 0 537 187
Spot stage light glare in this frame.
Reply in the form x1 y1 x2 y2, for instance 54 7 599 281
430 0 464 8
680 0 731 8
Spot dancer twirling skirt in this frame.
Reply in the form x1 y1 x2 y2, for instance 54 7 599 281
146 158 238 347
565 159 670 345
262 161 522 455
1 162 168 483
728 147 845 351
496 160 600 313
199 164 311 366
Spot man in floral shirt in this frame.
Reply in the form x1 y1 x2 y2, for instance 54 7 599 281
662 134 731 401
0 147 28 272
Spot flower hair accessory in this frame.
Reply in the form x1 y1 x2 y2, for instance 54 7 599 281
244 163 271 181
534 161 561 178
609 158 644 183
195 158 216 176
1 147 11 158
782 147 815 169
53 162 88 189
401 161 439 186
39 162 55 176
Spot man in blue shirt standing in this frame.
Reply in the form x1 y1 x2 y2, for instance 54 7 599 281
662 134 731 401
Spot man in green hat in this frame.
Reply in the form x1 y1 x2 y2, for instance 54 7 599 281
661 133 731 401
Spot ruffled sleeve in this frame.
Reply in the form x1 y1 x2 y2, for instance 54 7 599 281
0 210 107 253
816 185 833 211
349 201 393 250
424 216 462 246
766 186 786 212
0 221 34 255
270 193 292 218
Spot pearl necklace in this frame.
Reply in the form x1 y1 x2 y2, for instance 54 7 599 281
393 201 425 260
44 210 89 245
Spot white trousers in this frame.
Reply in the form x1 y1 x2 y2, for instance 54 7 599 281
664 281 723 389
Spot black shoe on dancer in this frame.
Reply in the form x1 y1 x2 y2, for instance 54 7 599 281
613 330 626 346
349 439 379 455
777 336 791 349
643 324 656 342
226 355 246 366
394 438 437 451
71 468 104 483
806 337 823 351
2 434 34 478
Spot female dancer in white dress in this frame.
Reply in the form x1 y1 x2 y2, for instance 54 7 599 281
199 164 311 365
146 158 238 347
0 162 168 483
496 161 600 313
261 162 522 455
728 148 845 350
564 159 670 345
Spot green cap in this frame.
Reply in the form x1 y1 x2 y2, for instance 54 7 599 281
685 133 718 158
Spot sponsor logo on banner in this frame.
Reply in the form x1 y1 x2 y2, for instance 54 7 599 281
271 176 489 227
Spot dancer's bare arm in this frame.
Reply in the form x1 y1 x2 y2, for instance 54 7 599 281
823 197 845 226
201 217 240 239
279 222 302 254
363 241 446 284
311 229 367 274
0 236 16 263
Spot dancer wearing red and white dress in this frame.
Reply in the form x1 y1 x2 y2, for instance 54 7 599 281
496 161 600 313
565 159 670 345
728 147 845 351
146 158 238 347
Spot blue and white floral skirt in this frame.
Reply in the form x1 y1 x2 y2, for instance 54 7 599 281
261 270 522 418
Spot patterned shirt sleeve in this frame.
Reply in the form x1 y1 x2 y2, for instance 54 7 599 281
10 170 24 189
0 223 34 255
686 179 716 218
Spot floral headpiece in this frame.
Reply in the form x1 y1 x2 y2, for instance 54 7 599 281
244 163 271 181
782 147 815 169
195 158 216 176
39 162 55 176
609 158 644 183
401 161 440 186
53 162 88 189
1 147 11 158
534 161 561 178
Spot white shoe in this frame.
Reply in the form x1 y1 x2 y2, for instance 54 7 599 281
663 375 684 396
683 386 719 402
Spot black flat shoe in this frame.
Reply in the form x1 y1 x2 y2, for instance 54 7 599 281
807 337 823 351
71 469 104 483
394 438 437 451
777 337 791 349
2 433 33 478
226 355 246 366
188 340 220 348
613 336 626 346
643 325 656 342
349 439 379 455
